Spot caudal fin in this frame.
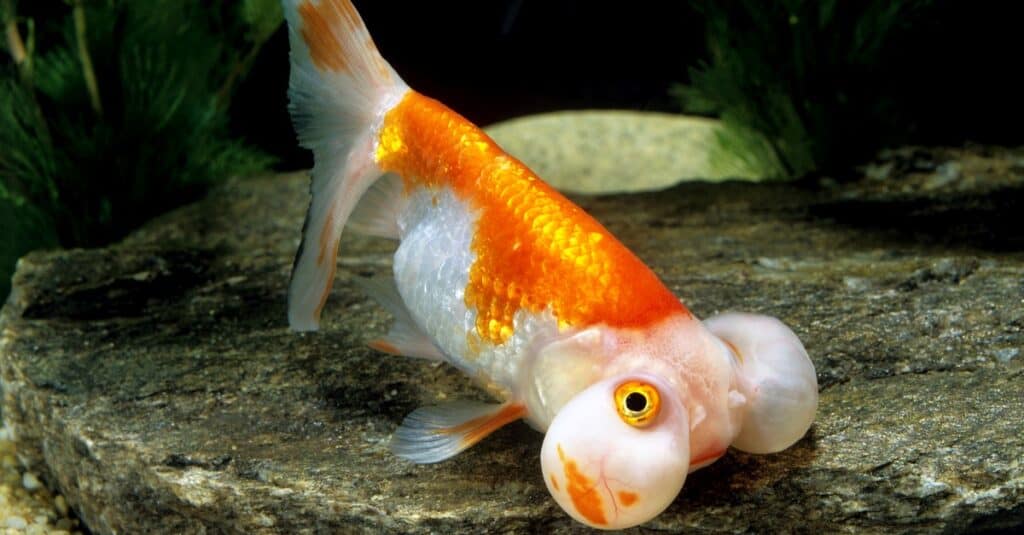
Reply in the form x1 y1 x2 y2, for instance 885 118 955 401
282 0 408 331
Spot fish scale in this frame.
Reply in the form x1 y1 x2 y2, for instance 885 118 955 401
394 186 559 396
393 188 474 361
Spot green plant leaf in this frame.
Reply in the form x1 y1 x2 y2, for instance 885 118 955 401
241 0 284 44
1 0 275 301
680 0 932 179
0 195 58 301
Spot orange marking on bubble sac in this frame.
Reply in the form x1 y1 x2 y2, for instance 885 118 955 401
618 491 639 507
550 475 560 491
556 444 608 526
374 92 690 345
440 403 526 449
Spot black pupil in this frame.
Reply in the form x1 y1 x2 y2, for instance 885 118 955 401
625 392 647 412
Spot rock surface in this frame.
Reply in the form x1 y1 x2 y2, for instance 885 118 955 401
1 146 1023 533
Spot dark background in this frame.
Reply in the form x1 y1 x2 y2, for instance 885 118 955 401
230 0 1023 172
235 0 702 170
17 0 1020 170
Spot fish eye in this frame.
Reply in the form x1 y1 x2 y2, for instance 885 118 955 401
614 381 661 427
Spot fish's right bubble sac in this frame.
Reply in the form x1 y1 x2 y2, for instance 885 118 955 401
540 374 690 529
705 312 818 454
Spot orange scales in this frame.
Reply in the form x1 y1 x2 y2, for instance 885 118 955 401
375 92 688 344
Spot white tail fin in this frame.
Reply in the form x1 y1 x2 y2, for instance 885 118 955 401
282 0 408 331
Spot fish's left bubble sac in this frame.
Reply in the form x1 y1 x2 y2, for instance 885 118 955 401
541 375 689 529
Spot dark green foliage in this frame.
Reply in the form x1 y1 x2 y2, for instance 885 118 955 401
676 0 929 179
1 0 282 300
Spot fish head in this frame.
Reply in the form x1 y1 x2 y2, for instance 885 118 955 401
540 373 690 529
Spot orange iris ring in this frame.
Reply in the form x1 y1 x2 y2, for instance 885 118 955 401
614 381 661 428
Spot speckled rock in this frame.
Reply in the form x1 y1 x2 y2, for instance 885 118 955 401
1 146 1023 534
484 111 758 193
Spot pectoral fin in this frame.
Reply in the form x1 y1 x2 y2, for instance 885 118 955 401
392 401 526 463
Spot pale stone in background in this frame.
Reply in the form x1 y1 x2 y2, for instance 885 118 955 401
484 111 760 193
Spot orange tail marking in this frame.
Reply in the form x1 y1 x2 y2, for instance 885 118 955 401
314 239 339 318
297 0 392 80
316 211 334 264
298 0 353 72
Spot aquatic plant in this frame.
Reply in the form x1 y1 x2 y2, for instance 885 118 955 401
676 0 930 179
0 0 282 300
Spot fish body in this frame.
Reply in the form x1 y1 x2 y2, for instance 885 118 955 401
282 0 818 529
374 93 731 436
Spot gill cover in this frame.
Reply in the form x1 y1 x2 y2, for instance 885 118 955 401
540 375 689 529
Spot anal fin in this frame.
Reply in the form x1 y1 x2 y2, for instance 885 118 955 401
355 276 444 361
392 401 527 464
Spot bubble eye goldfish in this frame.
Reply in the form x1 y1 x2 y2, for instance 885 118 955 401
281 0 818 529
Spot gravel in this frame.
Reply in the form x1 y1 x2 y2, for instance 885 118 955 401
0 425 82 535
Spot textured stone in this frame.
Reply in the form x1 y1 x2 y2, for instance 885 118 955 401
1 146 1023 533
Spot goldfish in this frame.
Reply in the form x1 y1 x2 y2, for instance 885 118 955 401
281 0 818 529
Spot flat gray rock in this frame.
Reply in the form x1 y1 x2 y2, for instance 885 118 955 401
2 147 1023 533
